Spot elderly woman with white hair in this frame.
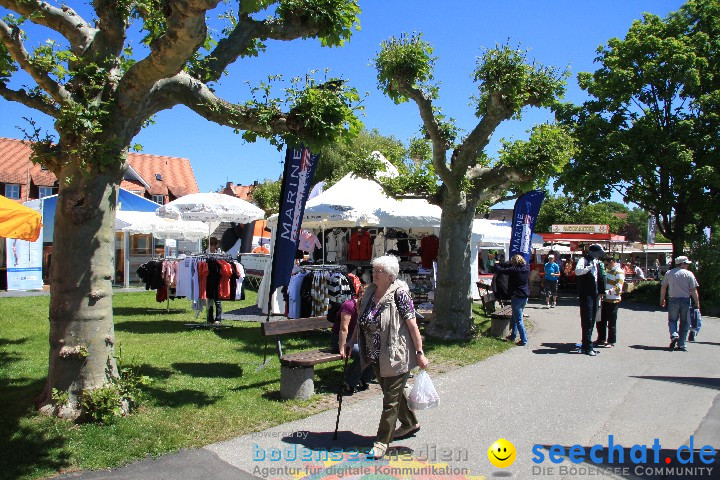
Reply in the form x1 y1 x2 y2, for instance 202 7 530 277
345 255 429 459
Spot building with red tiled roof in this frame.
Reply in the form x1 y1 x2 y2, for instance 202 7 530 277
220 181 257 201
0 137 199 204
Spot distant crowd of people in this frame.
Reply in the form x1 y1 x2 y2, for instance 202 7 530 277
491 245 700 356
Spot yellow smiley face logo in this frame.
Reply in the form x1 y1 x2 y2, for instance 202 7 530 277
488 438 516 468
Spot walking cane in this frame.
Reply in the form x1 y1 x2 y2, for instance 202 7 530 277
333 354 350 441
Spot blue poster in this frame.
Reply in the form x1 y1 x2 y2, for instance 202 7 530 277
509 190 545 264
7 200 44 290
270 146 319 292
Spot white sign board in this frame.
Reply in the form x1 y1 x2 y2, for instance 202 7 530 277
551 224 610 234
240 253 271 276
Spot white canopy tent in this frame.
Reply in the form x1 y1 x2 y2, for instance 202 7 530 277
267 173 443 229
115 210 208 241
262 173 545 310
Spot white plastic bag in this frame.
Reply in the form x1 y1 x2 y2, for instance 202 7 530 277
408 370 440 410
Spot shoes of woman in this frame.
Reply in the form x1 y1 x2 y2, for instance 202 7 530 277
393 423 420 439
368 442 387 460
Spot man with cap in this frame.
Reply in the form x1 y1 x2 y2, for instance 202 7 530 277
544 254 561 308
660 256 700 351
575 244 606 356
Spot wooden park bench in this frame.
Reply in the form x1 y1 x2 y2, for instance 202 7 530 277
481 292 527 338
261 316 341 400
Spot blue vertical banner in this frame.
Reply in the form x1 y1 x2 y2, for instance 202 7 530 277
269 145 319 293
509 190 545 264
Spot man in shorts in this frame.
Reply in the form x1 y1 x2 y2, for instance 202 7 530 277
544 254 560 307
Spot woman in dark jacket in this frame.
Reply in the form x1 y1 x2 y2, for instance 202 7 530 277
494 254 530 346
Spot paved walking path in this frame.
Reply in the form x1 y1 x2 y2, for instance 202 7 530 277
59 297 719 480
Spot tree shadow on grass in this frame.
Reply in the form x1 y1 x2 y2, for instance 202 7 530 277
0 337 29 347
114 319 191 334
171 362 244 379
0 378 71 480
143 386 221 408
113 306 187 316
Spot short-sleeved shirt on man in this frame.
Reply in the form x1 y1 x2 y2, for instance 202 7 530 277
661 268 699 298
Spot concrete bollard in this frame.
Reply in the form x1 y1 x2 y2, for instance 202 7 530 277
280 365 314 400
490 317 511 338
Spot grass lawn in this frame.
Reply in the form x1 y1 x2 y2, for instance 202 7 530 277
0 290 510 480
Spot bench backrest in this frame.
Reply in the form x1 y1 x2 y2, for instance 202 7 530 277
261 316 331 336
481 292 497 314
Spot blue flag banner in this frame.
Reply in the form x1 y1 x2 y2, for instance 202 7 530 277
509 190 545 264
270 146 319 293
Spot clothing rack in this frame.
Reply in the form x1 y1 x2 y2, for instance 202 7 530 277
184 254 237 328
300 264 347 272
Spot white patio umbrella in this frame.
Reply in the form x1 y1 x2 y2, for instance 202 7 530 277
115 210 208 241
156 192 265 241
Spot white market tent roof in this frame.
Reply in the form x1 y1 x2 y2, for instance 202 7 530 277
115 210 208 241
267 173 442 229
471 218 544 247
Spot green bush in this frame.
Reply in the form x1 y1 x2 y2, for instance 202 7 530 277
624 281 661 304
691 235 720 306
77 357 150 424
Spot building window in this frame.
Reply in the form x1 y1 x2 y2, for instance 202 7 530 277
130 234 152 255
4 184 20 199
152 195 164 205
38 186 54 198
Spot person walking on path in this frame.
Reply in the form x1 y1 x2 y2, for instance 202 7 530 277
493 254 531 346
348 255 428 459
595 256 624 347
544 254 560 308
575 244 606 356
335 284 375 394
660 255 700 352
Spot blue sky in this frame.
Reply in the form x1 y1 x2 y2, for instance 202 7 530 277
0 1 686 202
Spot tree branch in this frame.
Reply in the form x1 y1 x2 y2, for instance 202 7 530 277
395 80 453 185
128 72 295 143
196 13 328 82
0 18 71 104
117 0 220 109
0 82 59 117
88 0 129 60
454 92 518 176
0 0 94 53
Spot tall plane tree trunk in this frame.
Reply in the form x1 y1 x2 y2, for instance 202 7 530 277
37 159 124 420
427 199 476 340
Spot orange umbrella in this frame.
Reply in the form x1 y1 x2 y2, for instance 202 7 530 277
0 194 43 242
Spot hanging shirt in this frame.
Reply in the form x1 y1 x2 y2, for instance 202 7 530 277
287 271 308 318
348 230 372 261
372 231 386 258
419 234 439 268
298 230 321 253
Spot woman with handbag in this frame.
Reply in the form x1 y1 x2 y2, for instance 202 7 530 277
345 255 429 459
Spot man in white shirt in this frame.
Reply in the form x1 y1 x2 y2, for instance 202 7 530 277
660 255 700 351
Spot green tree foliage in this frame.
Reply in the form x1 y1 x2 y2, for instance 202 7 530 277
313 128 406 185
374 34 574 339
0 0 363 419
251 178 282 215
690 229 720 306
555 0 720 257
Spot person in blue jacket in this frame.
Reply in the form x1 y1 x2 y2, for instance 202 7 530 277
494 254 530 346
